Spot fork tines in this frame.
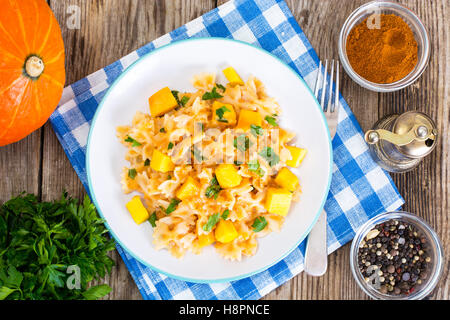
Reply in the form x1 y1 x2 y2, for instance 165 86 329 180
314 59 340 113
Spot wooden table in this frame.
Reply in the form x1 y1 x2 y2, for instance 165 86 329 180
0 0 448 300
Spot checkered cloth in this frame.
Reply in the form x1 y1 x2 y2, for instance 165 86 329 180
50 0 404 300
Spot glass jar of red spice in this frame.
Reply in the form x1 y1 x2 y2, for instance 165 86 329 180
338 1 430 92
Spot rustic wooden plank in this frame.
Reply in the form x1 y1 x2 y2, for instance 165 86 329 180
46 0 216 300
378 0 449 300
0 130 42 202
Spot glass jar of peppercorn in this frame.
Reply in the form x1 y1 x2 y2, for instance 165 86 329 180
350 211 444 300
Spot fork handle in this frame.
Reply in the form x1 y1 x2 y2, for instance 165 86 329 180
304 210 328 276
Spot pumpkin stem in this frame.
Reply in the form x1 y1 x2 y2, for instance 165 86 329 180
25 55 45 79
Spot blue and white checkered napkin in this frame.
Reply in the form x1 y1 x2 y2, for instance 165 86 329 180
50 0 404 299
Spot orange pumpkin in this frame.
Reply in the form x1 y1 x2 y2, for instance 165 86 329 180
0 0 65 146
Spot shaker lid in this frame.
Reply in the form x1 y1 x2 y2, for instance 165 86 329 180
392 111 438 158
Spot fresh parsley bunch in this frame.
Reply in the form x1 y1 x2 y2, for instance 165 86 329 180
0 193 115 300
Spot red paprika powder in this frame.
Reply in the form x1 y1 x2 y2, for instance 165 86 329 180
346 14 418 84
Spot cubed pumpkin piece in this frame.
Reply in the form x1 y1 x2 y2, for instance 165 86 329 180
151 149 175 173
126 196 150 225
176 176 199 200
212 101 236 125
148 87 178 117
222 67 244 86
215 220 238 243
215 164 242 189
236 109 262 131
275 167 299 192
198 232 215 248
265 187 293 217
286 146 307 168
279 128 295 144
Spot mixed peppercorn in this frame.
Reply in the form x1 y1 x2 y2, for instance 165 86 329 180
358 219 431 296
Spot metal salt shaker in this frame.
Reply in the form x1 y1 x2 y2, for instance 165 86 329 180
364 111 438 173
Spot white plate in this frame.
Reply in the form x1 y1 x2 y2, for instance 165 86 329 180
87 38 332 283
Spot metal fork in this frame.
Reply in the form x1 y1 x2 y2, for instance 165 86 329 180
304 59 340 276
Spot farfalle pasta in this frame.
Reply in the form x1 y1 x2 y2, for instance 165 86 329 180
117 68 307 261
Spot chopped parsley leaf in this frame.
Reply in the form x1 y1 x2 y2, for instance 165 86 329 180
264 115 278 127
202 87 223 100
125 136 142 147
221 209 230 220
171 90 180 104
144 159 150 166
196 122 205 132
216 83 226 92
252 216 268 232
168 142 174 150
191 145 204 162
259 147 280 167
128 168 137 179
215 105 230 123
250 124 264 137
148 212 157 227
165 199 181 214
160 127 166 133
203 213 220 232
171 90 189 107
247 159 265 177
248 159 259 171
180 96 190 106
234 134 252 152
205 176 221 200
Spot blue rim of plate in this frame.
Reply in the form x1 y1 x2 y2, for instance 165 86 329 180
86 37 333 284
